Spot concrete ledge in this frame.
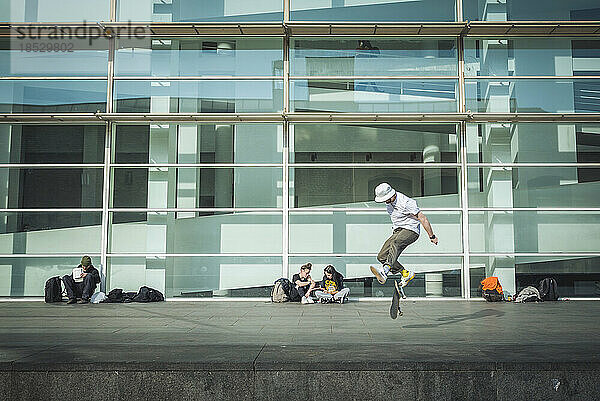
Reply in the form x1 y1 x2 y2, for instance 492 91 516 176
3 365 600 400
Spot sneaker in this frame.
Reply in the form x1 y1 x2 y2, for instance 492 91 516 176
370 265 388 285
66 298 77 305
301 296 309 304
399 269 415 288
77 298 90 304
305 296 315 304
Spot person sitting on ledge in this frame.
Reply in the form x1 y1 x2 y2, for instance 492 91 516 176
62 255 100 304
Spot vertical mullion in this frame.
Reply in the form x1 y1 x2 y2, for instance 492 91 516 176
458 31 470 299
100 35 115 292
456 0 463 22
282 0 290 281
110 0 117 21
282 23 290 278
284 0 290 23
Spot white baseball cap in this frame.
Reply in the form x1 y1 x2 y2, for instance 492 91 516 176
374 182 395 203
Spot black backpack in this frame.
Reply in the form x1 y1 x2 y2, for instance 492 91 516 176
44 276 63 303
103 288 135 303
538 278 559 301
274 278 300 302
132 286 165 302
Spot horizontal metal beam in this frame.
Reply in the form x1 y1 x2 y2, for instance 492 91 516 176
1 21 599 38
1 112 600 123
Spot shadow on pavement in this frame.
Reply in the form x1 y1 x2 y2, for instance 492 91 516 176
403 308 504 329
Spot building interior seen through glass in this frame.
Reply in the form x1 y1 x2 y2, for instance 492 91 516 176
0 0 599 299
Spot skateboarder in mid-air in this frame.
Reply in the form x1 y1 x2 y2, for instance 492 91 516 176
369 183 438 318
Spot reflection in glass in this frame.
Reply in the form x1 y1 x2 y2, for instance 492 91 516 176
116 38 283 77
467 167 600 208
289 211 461 254
117 0 283 22
0 256 99 296
0 168 103 208
466 123 600 164
111 167 282 208
0 80 107 113
291 38 457 77
291 80 457 113
114 80 283 113
469 211 600 253
291 0 456 22
0 211 101 239
108 256 283 298
291 167 460 208
110 212 282 254
0 38 109 76
463 0 600 21
114 124 282 164
465 79 600 113
1 0 109 22
464 38 600 77
290 256 463 298
0 125 105 164
292 124 457 163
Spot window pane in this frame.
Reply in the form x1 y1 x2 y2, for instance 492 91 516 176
467 167 600 208
111 167 282 208
290 256 463 298
464 0 600 21
466 123 600 164
0 168 103 208
114 124 282 164
0 256 100 296
117 0 283 22
0 212 101 253
107 256 283 298
464 38 600 77
471 255 600 298
114 80 283 113
469 211 600 253
291 167 460 208
291 79 458 113
291 0 456 22
0 124 105 164
1 38 108 77
291 38 457 77
116 38 283 77
110 211 282 254
290 210 461 254
465 79 600 113
292 123 458 163
1 0 109 22
0 80 107 113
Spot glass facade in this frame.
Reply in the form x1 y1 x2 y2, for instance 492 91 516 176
1 2 599 299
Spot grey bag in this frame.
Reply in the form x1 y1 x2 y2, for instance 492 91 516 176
271 281 289 303
514 286 541 303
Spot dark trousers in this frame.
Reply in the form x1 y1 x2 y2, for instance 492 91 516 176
377 228 419 274
62 274 97 300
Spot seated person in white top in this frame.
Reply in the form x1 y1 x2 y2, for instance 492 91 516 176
370 183 439 288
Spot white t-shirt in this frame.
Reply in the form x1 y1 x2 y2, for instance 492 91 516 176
386 191 421 234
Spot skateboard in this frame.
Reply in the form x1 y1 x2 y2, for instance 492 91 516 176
390 279 404 319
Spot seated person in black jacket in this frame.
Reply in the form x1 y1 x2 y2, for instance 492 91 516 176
315 265 350 304
62 255 100 304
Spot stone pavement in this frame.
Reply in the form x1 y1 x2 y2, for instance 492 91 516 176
1 299 599 400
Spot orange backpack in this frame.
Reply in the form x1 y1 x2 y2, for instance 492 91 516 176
481 277 503 301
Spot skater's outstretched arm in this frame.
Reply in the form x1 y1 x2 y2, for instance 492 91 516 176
415 211 438 245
